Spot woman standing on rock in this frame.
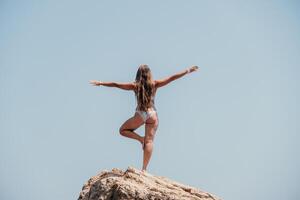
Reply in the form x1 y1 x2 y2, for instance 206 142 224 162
89 64 199 172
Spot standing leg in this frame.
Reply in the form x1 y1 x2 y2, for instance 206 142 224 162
142 112 159 171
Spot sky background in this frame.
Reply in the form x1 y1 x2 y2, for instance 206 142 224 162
1 1 300 200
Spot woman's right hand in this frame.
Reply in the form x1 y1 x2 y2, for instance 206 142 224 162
89 80 101 86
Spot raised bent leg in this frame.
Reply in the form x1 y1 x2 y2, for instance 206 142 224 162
142 113 159 171
119 112 145 144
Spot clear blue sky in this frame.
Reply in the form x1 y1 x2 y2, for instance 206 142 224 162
1 1 299 200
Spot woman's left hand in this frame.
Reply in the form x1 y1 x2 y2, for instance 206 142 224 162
189 65 199 73
89 80 101 86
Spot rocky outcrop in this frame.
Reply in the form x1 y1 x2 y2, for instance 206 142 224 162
78 166 221 200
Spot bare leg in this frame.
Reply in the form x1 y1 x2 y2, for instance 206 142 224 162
119 113 145 145
142 114 159 171
142 139 154 171
120 129 144 144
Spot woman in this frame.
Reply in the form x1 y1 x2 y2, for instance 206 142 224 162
89 64 199 172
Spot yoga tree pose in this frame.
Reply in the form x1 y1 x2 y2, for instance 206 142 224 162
89 64 199 172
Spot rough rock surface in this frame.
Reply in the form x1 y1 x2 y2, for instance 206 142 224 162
78 166 221 200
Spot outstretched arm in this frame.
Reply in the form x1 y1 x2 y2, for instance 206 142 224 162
89 80 135 90
155 65 199 88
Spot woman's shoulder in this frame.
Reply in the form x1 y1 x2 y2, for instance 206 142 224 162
152 80 158 87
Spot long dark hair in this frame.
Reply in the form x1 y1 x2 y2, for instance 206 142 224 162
134 64 155 112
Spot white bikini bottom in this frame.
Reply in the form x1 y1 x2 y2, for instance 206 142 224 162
135 108 157 122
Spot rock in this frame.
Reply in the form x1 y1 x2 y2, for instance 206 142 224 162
78 166 221 200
